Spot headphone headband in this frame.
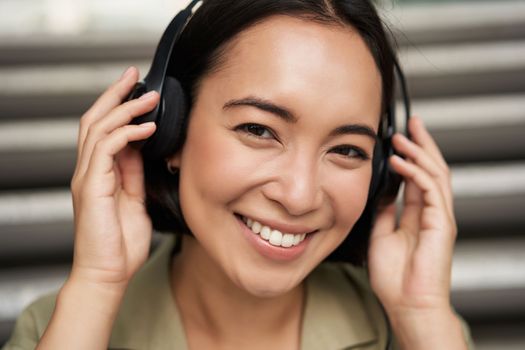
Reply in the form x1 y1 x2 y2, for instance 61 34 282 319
128 0 201 131
145 0 202 88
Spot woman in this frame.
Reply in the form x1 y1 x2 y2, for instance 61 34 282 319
4 0 473 349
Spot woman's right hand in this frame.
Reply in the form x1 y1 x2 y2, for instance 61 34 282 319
68 66 159 291
35 67 159 350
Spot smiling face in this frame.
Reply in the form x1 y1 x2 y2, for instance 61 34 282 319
168 15 382 297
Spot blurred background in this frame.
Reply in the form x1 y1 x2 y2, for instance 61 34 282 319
0 0 524 348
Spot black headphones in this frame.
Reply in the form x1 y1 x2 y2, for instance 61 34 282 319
128 0 411 209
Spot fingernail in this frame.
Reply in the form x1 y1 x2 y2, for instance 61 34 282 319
391 154 403 162
139 91 157 100
140 122 155 128
392 132 405 142
120 66 134 80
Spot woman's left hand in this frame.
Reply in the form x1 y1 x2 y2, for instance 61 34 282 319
367 116 466 348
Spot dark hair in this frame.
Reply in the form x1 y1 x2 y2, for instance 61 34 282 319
143 0 397 265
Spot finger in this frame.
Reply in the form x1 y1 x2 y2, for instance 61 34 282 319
76 66 139 162
90 91 158 138
370 203 397 239
391 155 457 245
389 155 447 216
398 171 423 236
117 144 147 200
393 133 445 179
409 116 448 171
76 92 159 178
84 123 156 195
392 133 454 217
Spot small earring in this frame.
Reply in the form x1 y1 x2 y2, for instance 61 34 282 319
167 162 177 175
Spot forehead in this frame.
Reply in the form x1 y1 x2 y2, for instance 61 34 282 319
201 15 383 128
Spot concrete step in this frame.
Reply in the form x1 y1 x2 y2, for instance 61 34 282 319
400 94 525 163
0 34 156 66
0 61 145 120
1 1 523 65
470 320 525 350
452 238 525 319
450 162 525 233
0 118 78 189
398 40 525 98
384 0 525 46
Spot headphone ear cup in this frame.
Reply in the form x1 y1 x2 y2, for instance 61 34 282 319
127 81 159 127
142 76 188 158
368 140 386 205
368 133 404 207
381 159 403 205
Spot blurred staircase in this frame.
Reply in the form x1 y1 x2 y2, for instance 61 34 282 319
1 1 525 348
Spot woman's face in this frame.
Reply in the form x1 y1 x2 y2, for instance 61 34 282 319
169 15 382 297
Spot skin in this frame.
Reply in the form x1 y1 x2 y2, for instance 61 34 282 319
35 15 467 350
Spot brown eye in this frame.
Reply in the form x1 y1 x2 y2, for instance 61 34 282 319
236 123 275 139
330 145 369 160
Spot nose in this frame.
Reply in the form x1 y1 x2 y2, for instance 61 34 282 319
262 153 324 217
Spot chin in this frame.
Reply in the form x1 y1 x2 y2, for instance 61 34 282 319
231 264 307 298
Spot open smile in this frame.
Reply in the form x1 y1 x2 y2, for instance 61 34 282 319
241 215 307 247
234 213 316 261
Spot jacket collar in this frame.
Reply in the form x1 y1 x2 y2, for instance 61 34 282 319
108 235 186 349
301 262 378 349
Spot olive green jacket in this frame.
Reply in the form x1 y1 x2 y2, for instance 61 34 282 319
3 236 474 349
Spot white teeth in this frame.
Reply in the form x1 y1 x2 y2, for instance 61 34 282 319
281 234 294 248
242 216 307 248
260 226 271 240
252 221 262 234
269 230 282 246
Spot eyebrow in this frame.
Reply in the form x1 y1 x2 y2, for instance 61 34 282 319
223 95 377 140
223 96 297 123
329 124 378 140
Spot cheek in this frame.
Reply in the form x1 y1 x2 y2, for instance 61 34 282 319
178 119 260 214
327 164 373 231
300 164 373 269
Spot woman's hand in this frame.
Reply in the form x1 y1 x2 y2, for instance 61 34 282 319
36 67 160 350
69 66 159 291
367 117 467 349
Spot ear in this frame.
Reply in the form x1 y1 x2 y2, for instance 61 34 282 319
165 152 182 170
